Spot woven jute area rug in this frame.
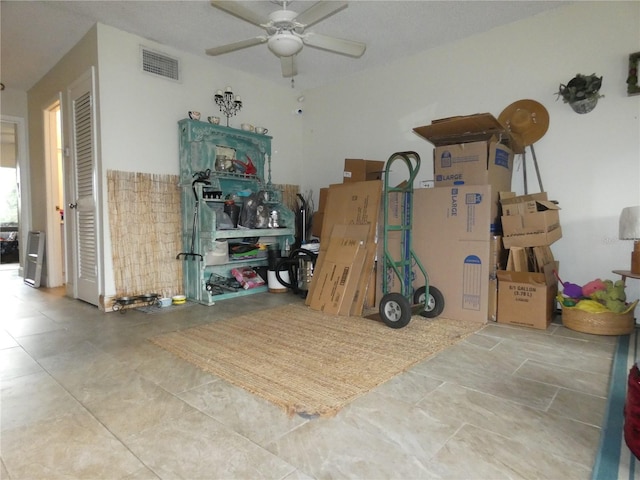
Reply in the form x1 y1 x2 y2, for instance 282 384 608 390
150 303 483 417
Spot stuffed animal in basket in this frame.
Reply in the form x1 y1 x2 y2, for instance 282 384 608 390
592 279 627 313
553 270 583 299
582 278 606 297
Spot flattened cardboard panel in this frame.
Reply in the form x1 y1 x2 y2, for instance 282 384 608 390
506 247 529 272
533 246 555 272
413 113 515 147
312 181 382 313
338 246 368 316
307 223 372 315
320 181 382 246
308 235 364 315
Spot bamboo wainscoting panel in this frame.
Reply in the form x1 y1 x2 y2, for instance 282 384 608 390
276 184 300 212
107 170 182 302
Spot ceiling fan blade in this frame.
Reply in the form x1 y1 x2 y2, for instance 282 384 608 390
210 1 268 27
206 36 267 56
295 1 348 28
281 56 297 78
302 32 366 58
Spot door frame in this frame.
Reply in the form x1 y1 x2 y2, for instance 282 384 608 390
0 115 31 275
43 94 65 287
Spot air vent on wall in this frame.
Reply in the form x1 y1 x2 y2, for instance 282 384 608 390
140 47 180 81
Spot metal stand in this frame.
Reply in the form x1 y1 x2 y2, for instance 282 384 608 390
521 144 544 194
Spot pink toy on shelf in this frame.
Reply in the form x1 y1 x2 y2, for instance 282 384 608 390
231 267 265 290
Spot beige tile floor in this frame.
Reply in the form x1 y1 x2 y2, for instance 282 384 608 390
0 266 616 479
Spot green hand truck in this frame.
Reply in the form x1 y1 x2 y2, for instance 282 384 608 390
379 151 445 328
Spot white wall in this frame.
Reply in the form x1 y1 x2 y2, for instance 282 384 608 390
97 23 304 180
0 88 28 119
301 2 640 301
96 24 305 297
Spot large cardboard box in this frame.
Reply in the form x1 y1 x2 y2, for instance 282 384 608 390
432 140 513 189
401 185 493 323
501 192 549 216
501 209 562 248
500 191 562 248
343 159 385 183
413 114 515 231
497 262 558 330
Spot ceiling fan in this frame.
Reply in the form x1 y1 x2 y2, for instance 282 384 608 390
205 0 366 78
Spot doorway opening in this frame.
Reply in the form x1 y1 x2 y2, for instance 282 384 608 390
44 100 66 286
0 122 20 269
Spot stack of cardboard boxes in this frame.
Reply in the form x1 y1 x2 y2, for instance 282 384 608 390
308 119 560 329
413 114 562 328
411 113 516 323
495 191 561 330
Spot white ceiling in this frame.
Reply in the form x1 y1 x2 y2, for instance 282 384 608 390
1 1 567 92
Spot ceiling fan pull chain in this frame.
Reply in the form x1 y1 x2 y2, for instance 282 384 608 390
291 77 295 89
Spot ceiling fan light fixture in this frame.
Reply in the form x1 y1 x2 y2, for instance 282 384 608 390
268 32 303 57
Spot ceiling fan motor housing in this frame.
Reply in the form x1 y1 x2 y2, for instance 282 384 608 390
268 32 303 57
267 9 299 28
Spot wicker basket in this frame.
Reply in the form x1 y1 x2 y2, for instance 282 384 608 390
561 301 638 335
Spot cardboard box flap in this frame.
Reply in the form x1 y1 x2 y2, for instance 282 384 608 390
497 261 558 285
414 113 515 147
500 192 517 201
542 261 558 286
500 192 548 206
535 200 560 211
500 192 559 217
497 269 548 286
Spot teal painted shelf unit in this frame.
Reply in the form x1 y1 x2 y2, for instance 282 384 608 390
178 119 295 305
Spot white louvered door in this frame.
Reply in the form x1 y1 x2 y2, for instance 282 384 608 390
68 69 100 306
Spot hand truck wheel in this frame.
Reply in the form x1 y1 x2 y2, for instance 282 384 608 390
413 285 445 318
379 292 412 329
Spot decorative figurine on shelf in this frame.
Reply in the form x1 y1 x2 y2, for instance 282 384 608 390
214 86 243 126
231 155 257 175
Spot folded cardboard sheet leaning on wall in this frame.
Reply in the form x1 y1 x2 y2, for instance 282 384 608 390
306 180 382 316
